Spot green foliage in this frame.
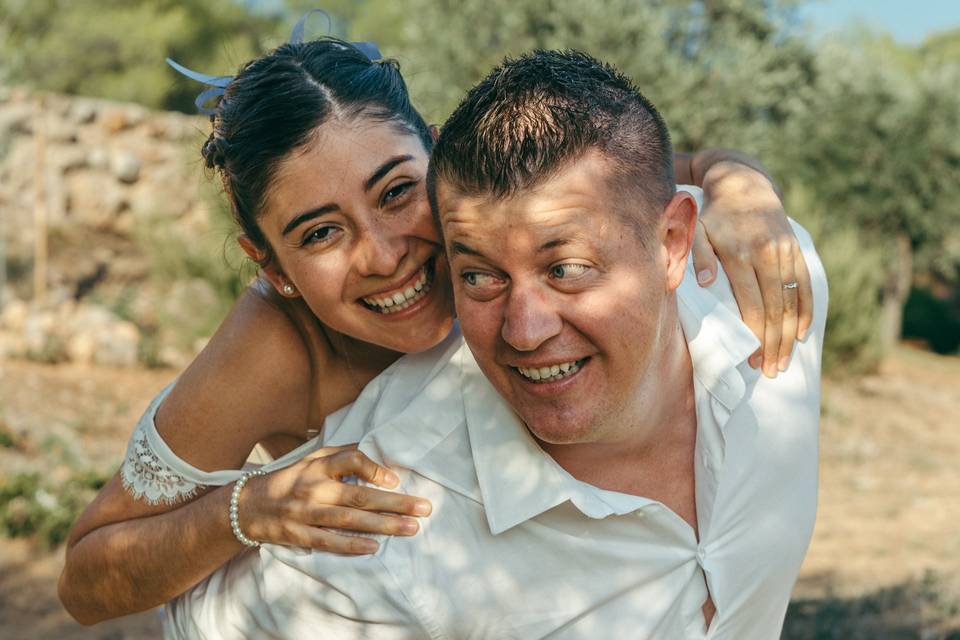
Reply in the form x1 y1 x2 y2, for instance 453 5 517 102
0 0 281 112
348 0 810 156
902 288 960 354
0 469 111 549
788 187 886 374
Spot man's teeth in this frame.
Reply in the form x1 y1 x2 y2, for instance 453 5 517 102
362 267 431 314
515 359 583 383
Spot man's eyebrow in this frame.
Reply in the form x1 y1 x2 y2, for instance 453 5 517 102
450 241 488 259
538 238 570 252
364 155 414 193
282 204 339 236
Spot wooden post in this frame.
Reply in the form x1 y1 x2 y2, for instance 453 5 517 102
33 94 47 306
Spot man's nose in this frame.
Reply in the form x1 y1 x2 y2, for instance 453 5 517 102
354 225 409 277
500 284 563 352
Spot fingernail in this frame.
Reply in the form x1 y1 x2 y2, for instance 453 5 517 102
358 540 379 554
697 269 713 285
778 356 789 372
383 470 400 486
400 519 419 535
748 353 762 369
798 327 808 342
412 500 432 516
763 361 778 378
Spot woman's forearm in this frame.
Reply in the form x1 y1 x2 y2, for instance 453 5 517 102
675 148 781 198
59 484 243 625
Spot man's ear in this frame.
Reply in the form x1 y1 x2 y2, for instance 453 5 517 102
429 124 440 143
660 191 697 291
237 235 299 297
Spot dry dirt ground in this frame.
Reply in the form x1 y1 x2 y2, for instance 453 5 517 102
0 346 958 639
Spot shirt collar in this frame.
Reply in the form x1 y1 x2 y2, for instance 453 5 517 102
676 255 761 416
461 347 659 536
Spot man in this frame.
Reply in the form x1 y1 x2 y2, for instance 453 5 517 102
166 50 827 639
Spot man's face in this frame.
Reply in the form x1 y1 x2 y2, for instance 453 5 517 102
440 151 695 445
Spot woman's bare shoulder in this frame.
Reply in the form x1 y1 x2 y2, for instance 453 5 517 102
156 282 329 470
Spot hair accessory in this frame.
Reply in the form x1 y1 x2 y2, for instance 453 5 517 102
166 8 382 115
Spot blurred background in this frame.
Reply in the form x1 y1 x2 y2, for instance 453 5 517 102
0 1 958 638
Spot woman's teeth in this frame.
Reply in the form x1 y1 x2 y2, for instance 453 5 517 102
362 266 431 314
515 359 585 383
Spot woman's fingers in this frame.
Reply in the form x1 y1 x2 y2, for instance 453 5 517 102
313 448 400 488
755 242 785 378
724 252 766 366
777 239 799 372
287 523 381 555
308 506 420 537
324 482 432 517
691 220 718 286
794 247 814 341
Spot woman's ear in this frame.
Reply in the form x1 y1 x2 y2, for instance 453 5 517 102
237 235 299 297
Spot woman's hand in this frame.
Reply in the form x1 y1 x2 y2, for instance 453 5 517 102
240 445 431 554
689 160 813 378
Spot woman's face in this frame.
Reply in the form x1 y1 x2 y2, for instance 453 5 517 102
255 118 455 354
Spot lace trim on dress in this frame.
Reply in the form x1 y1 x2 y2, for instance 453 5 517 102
120 383 207 505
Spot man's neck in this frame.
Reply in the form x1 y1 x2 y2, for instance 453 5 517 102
539 315 698 499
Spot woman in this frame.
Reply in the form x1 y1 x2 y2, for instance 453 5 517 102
58 36 811 625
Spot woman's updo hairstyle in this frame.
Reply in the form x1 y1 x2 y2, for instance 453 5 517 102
203 38 432 263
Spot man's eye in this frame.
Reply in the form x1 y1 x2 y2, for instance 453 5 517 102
303 226 339 246
550 263 590 279
462 272 499 287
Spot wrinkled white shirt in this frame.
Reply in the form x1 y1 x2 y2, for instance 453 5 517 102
163 195 828 640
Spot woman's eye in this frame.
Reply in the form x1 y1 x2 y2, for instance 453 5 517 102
550 263 590 279
303 226 340 246
383 181 416 206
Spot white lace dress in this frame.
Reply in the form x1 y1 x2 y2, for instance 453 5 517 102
120 382 329 506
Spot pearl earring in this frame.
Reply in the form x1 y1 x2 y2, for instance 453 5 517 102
282 283 295 295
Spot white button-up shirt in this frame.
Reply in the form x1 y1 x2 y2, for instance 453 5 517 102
165 208 827 640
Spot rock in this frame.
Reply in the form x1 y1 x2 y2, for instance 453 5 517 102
86 147 110 170
0 104 33 136
0 299 29 332
47 120 78 144
69 100 98 125
62 303 142 367
96 320 141 366
66 171 129 226
101 109 133 134
110 152 141 184
55 148 89 172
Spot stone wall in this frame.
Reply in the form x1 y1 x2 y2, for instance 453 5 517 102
0 88 234 367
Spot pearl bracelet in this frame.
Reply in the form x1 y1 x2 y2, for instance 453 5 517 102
229 469 266 547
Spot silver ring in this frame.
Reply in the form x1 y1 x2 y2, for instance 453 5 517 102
783 282 798 290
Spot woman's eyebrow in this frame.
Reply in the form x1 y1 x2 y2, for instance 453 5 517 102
364 155 414 192
282 204 339 236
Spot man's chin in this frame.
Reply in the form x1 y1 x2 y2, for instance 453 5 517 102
521 413 596 446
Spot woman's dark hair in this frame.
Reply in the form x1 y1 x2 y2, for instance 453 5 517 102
203 38 432 262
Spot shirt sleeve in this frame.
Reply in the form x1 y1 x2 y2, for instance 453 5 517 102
788 217 830 350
